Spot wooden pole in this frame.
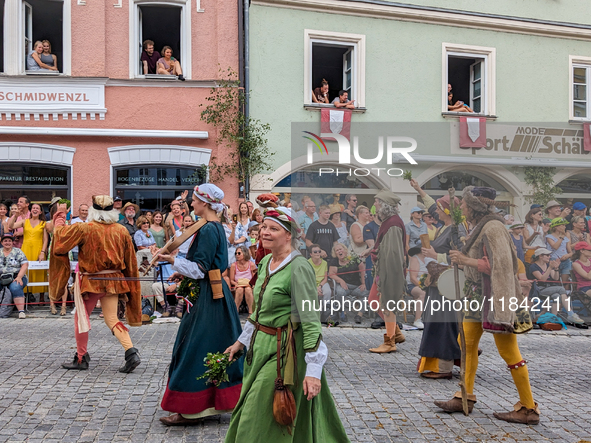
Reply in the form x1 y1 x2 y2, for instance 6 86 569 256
448 187 469 416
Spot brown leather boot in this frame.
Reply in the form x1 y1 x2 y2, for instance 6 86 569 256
421 371 452 379
369 334 397 353
493 402 540 425
434 392 476 413
394 323 405 344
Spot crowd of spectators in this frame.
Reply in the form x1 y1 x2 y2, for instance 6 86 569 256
1 188 589 328
405 180 591 328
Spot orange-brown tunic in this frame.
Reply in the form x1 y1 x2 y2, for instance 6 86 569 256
48 219 141 327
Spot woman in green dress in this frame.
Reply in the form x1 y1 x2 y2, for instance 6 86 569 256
224 208 350 442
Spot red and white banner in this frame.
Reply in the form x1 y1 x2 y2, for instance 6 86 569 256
321 108 351 141
459 116 487 149
584 122 591 152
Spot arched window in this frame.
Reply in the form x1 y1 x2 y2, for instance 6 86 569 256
0 164 70 204
272 165 380 212
420 171 512 208
557 174 591 209
422 171 508 195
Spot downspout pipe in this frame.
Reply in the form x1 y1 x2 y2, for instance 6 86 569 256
243 0 250 200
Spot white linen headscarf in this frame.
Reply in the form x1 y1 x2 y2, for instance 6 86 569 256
193 184 228 220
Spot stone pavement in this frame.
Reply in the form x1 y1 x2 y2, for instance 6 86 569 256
0 315 589 442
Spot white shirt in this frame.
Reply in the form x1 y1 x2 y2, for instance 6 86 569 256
175 229 193 256
69 216 88 253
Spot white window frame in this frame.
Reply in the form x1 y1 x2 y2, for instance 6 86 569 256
442 43 496 116
129 0 192 80
304 29 365 107
3 0 71 75
569 55 591 121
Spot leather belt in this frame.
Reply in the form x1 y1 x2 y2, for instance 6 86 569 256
250 321 297 386
253 321 287 336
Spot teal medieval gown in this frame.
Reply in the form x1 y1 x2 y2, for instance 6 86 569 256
224 253 350 443
160 221 244 415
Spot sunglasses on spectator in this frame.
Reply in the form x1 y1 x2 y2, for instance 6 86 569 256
142 222 149 225
311 250 322 254
235 252 242 256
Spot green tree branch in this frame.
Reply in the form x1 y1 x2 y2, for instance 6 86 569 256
196 67 273 198
523 167 562 205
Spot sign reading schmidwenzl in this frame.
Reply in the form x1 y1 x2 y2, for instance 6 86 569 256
451 124 590 158
0 79 106 117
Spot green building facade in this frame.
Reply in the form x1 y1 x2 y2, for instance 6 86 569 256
248 0 591 218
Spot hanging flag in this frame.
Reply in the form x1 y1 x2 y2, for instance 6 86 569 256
459 116 487 149
321 108 351 141
584 122 591 152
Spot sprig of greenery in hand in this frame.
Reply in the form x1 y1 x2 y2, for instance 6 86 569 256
196 351 242 387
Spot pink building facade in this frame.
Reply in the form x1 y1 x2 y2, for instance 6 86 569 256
0 0 240 212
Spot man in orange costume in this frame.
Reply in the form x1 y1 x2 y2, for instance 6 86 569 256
49 195 142 372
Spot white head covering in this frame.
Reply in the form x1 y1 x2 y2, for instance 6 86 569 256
193 184 228 219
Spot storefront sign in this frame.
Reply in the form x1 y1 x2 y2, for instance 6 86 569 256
0 78 107 120
116 167 202 187
451 124 590 159
0 175 66 184
116 176 201 186
0 165 69 186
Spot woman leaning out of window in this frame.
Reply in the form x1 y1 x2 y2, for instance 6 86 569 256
27 41 58 72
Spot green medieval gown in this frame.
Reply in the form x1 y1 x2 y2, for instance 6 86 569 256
224 253 350 443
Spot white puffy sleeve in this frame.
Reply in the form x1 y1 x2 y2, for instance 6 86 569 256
171 256 205 280
237 321 255 347
304 340 328 379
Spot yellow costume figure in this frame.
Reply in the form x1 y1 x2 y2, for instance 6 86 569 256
435 186 539 425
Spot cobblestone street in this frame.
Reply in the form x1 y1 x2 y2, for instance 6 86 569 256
0 315 589 442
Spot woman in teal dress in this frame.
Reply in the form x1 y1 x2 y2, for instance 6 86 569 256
158 184 243 426
224 208 349 442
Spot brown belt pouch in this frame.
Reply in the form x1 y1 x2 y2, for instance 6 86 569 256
209 269 224 299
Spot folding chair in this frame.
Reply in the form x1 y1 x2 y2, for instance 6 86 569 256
570 271 591 317
25 261 50 311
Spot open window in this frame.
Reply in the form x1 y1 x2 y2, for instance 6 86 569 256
131 0 190 79
304 30 366 107
570 57 591 121
23 0 63 74
311 43 355 104
443 43 496 116
137 4 181 76
447 55 485 113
